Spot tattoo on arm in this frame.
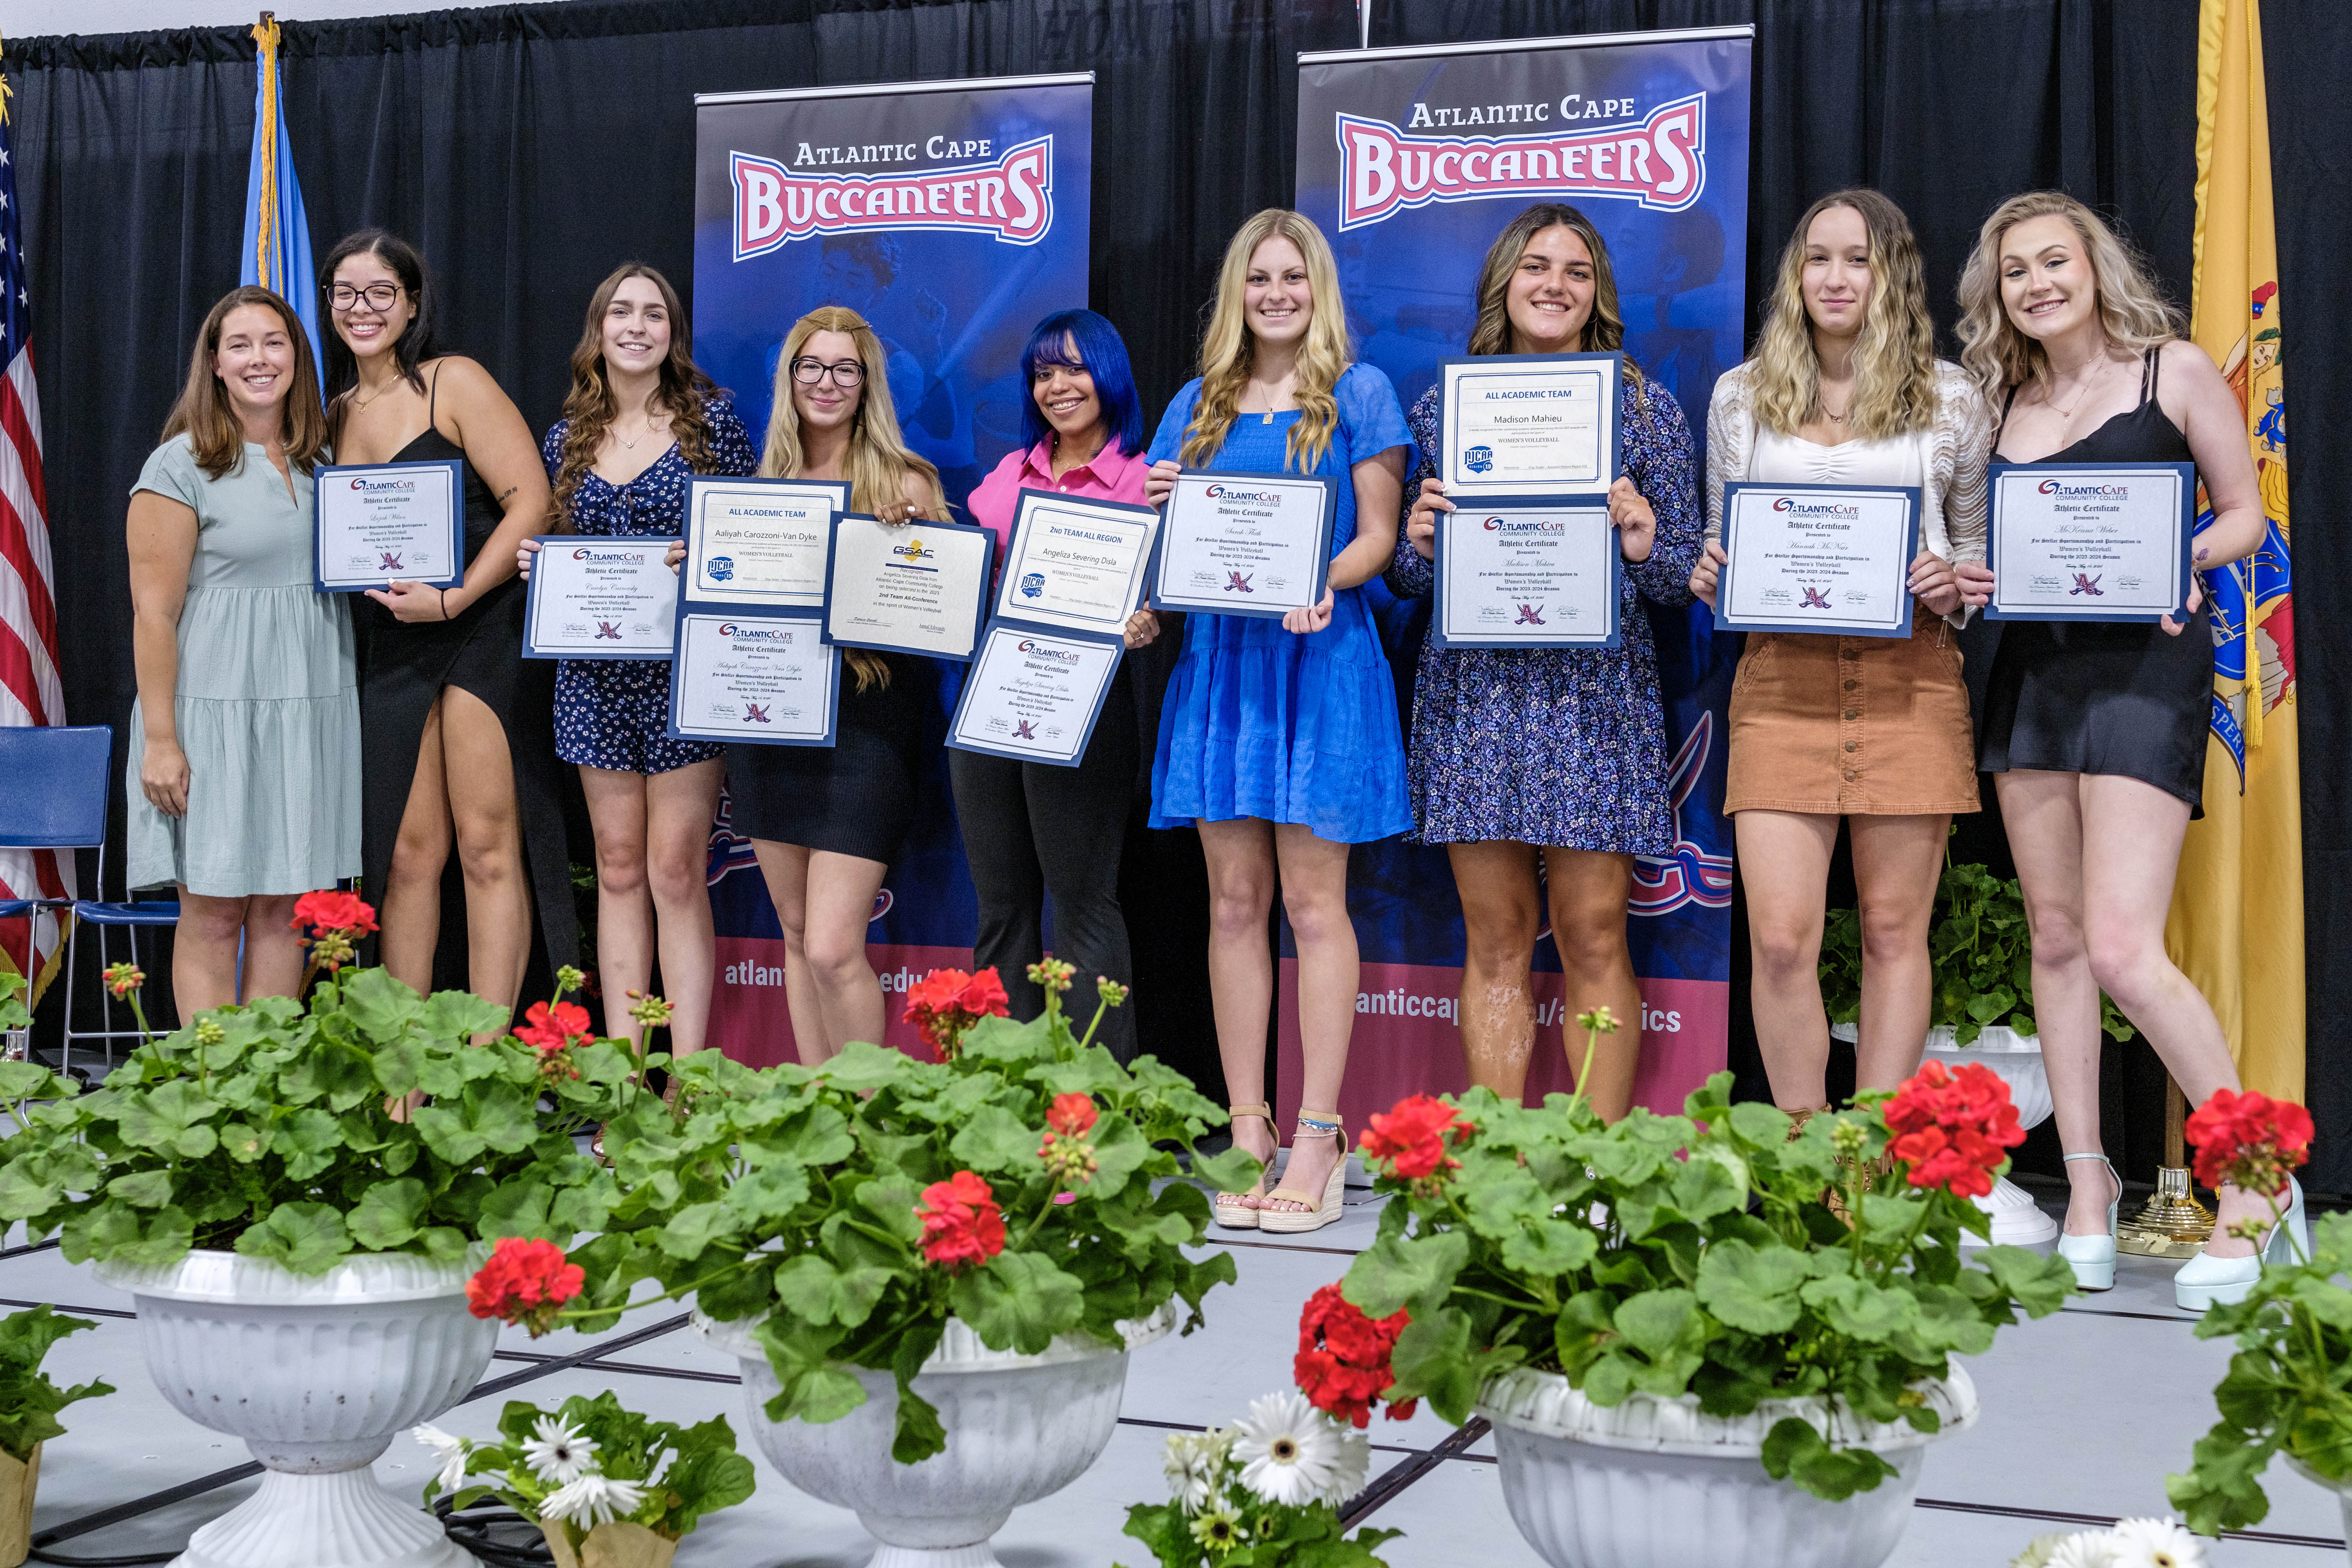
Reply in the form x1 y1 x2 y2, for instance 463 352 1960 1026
498 485 520 503
2195 546 2211 563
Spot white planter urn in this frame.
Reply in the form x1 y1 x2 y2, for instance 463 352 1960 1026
2285 1456 2352 1567
697 1301 1175 1568
1476 1363 1978 1568
94 1249 497 1568
1832 1021 2057 1246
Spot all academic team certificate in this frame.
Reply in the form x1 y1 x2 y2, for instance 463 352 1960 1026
522 537 678 658
1435 504 1619 648
682 478 849 608
667 612 837 746
1715 483 1921 638
948 623 1123 767
994 490 1158 635
1152 472 1334 618
1985 462 2192 622
1437 352 1620 497
313 459 464 591
824 515 993 661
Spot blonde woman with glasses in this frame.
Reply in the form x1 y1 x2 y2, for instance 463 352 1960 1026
1688 189 1991 1123
1142 209 1412 1233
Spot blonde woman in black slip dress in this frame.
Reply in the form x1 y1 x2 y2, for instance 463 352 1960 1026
1953 193 2274 1312
322 230 577 1014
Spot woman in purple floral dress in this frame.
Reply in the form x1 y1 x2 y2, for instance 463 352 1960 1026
1385 203 1702 1117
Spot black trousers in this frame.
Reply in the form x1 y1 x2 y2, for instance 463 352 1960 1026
948 670 1140 1062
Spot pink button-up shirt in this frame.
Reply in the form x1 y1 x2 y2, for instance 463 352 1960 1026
965 437 1152 560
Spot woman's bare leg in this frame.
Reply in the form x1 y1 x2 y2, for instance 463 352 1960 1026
1545 848 1641 1120
1446 841 1541 1101
1735 809 1840 1109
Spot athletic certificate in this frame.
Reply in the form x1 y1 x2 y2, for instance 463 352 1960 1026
1984 461 2195 622
313 459 464 591
667 610 837 746
1152 470 1335 619
521 537 677 659
1433 503 1619 649
1437 352 1620 497
1715 483 1921 638
946 622 1124 767
682 477 850 609
992 489 1159 636
822 514 994 661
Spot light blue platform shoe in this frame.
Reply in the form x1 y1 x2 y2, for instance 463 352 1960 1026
2055 1152 2121 1292
2174 1175 2308 1313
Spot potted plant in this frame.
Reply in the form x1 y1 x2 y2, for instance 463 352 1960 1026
0 895 636 1568
473 958 1255 1568
0 1302 112 1568
1325 1008 2076 1568
415 1389 756 1568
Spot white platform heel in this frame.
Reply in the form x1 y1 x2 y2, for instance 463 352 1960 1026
2055 1152 2121 1292
2174 1175 2308 1313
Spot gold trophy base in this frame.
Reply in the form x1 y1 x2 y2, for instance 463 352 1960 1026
2116 1166 2215 1258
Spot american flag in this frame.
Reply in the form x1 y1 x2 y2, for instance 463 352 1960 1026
0 52 73 1000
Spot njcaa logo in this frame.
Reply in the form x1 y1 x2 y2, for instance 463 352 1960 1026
1019 572 1046 598
2039 479 2131 498
731 136 1055 260
1773 497 1861 518
1336 94 1707 230
1202 483 1283 504
1462 446 1494 473
706 556 736 581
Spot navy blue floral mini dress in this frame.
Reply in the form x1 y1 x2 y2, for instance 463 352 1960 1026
540 397 757 775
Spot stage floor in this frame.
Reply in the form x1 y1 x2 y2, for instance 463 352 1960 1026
13 1180 2347 1567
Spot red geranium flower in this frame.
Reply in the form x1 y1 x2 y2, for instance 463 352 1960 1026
514 999 594 1055
903 967 1012 1059
290 890 379 937
1295 1282 1415 1427
2185 1087 2313 1198
1883 1060 2026 1200
915 1171 1007 1270
1046 1093 1099 1137
466 1237 585 1336
1358 1095 1470 1182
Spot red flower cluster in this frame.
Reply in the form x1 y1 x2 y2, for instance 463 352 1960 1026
290 890 379 937
2185 1087 2314 1198
514 1000 593 1077
1883 1060 2026 1200
1358 1095 1470 1182
915 1171 1007 1270
102 961 145 999
1295 1283 1415 1427
466 1237 585 1336
903 967 1012 1059
1046 1093 1099 1137
1039 1093 1102 1186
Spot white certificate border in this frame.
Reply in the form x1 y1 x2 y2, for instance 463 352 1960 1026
1437 352 1622 498
1982 461 2196 623
312 458 466 592
819 513 996 663
665 604 840 746
946 619 1125 768
521 535 679 660
1149 469 1337 619
991 488 1161 634
1430 500 1622 649
1713 482 1922 638
681 476 851 609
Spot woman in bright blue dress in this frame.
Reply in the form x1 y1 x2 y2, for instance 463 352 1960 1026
1143 208 1412 1235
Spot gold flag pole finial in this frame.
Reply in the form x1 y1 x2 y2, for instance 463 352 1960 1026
1 31 15 128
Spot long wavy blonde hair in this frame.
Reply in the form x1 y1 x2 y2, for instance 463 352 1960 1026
1180 209 1353 472
1749 189 1940 440
1955 191 2182 403
1463 202 1646 406
761 306 946 691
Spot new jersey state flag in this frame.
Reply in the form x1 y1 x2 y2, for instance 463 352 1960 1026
2168 0 2301 1100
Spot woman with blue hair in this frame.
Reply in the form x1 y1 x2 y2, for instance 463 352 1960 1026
955 308 1164 1061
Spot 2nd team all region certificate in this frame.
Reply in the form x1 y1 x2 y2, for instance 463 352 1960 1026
682 477 850 609
1152 471 1334 619
1715 482 1921 638
667 610 838 746
993 489 1159 636
1434 503 1619 648
521 537 677 659
1985 461 2194 622
313 459 464 591
1437 351 1620 498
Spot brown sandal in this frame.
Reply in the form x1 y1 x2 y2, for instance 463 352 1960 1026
1214 1104 1273 1230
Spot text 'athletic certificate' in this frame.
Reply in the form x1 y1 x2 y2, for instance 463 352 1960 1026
682 477 850 609
1434 504 1620 649
992 489 1159 636
1437 352 1620 497
1985 461 2195 622
1715 483 1921 638
667 610 837 746
313 459 464 591
1152 471 1335 619
822 514 994 661
947 623 1124 767
521 537 678 659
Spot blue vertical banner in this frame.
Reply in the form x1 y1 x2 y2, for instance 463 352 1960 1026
1290 29 1750 1122
241 17 323 379
691 74 1093 1065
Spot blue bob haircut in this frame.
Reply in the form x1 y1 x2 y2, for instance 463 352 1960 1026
1018 309 1146 458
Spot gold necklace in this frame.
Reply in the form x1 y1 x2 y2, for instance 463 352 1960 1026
615 407 666 450
2046 356 2115 419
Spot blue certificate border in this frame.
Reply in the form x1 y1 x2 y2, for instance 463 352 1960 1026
521 536 677 661
665 601 839 747
945 618 1126 768
312 458 466 593
1714 482 1922 639
1149 469 1337 620
1437 352 1622 498
818 513 996 663
994 488 1161 634
1982 461 2197 623
1430 500 1621 649
681 475 852 609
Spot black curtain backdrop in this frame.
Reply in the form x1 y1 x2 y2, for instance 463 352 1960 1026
13 0 2348 1183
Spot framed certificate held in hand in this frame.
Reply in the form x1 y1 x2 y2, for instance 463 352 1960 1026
1984 461 2194 622
992 489 1159 637
313 459 465 591
521 537 678 659
1151 470 1335 619
682 477 850 609
666 609 837 746
821 513 994 662
1437 352 1620 498
1714 483 1921 638
1433 503 1619 649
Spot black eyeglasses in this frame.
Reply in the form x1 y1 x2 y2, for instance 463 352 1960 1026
791 357 864 388
326 283 405 312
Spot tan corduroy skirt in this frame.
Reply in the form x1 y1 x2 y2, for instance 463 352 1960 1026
1724 618 1979 817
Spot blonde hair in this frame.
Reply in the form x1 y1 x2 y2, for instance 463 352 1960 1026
1180 209 1353 471
1463 203 1646 406
1749 190 1940 441
1956 191 2182 403
761 306 946 691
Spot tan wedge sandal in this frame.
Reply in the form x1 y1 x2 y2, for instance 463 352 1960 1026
1214 1104 1274 1230
1260 1110 1347 1235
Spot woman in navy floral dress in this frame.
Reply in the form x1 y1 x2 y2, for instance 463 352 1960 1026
519 265 755 1061
1385 204 1702 1117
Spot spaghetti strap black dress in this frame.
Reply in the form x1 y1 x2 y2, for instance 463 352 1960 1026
354 364 579 971
1977 349 2213 816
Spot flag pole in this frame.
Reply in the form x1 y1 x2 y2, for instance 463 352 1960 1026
2116 1077 2216 1258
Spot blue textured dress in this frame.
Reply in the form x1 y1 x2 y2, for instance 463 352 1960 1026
539 397 757 774
1146 364 1415 843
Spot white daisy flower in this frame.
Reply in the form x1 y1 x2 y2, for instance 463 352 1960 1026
2042 1532 2118 1568
2010 1534 2073 1568
539 1472 648 1531
1161 1430 1232 1514
1230 1389 1368 1509
2107 1517 2210 1568
410 1424 470 1495
521 1416 598 1486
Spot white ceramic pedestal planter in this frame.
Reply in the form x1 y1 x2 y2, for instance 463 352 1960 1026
698 1301 1176 1568
1476 1364 1977 1568
94 1250 497 1568
1833 1021 2057 1245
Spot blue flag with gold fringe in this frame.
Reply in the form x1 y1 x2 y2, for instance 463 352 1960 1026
240 16 321 380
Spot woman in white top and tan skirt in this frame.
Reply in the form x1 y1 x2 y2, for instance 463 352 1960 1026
1689 188 1992 1122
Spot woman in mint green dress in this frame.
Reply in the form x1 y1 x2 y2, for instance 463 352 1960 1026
125 287 359 1021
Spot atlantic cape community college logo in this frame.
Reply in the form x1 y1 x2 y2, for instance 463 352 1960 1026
1335 94 1707 230
730 136 1056 260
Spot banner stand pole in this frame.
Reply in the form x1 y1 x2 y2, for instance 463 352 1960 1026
2117 1077 2216 1258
